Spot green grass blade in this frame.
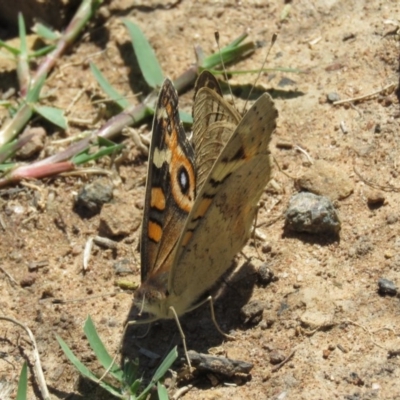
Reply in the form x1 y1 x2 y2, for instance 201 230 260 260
129 378 141 395
83 316 124 381
31 45 56 58
157 382 169 400
90 62 130 109
0 39 19 55
152 347 177 382
223 32 248 50
201 41 255 70
15 362 28 400
18 13 28 57
179 110 192 125
26 73 46 102
139 347 177 399
124 20 164 89
34 106 68 129
0 139 19 163
0 162 16 173
72 138 124 165
32 22 60 41
122 357 139 386
56 334 123 398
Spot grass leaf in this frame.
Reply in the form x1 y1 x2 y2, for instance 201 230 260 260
56 334 123 398
18 13 28 57
0 39 19 55
124 20 164 89
15 362 28 400
34 106 68 130
179 110 193 125
26 73 46 103
201 41 255 70
138 347 177 399
32 22 60 41
83 316 124 381
90 62 130 109
72 138 124 165
157 382 169 400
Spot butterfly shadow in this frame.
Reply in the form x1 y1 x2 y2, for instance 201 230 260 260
120 258 259 380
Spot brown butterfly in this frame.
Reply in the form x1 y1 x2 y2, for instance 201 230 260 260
133 70 278 363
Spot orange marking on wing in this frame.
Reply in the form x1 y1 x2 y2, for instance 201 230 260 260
148 221 163 243
181 231 193 247
162 108 195 213
192 197 213 219
151 187 166 211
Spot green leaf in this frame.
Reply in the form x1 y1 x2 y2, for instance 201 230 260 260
0 139 19 163
56 334 123 398
26 73 46 102
16 362 28 400
31 45 56 58
157 382 169 400
122 358 141 394
138 347 177 400
83 316 124 382
179 111 193 125
223 32 248 50
201 41 255 70
152 347 177 382
124 20 164 89
32 22 60 41
18 13 28 57
72 138 124 165
0 162 16 172
90 62 130 109
0 39 19 55
129 378 141 395
34 106 68 129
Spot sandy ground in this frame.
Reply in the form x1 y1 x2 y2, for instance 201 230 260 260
1 0 400 399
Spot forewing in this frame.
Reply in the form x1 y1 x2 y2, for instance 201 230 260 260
140 79 196 282
170 93 278 299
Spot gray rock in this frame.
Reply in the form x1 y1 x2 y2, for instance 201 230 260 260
378 278 397 296
240 300 265 325
327 92 340 103
285 192 341 234
75 178 113 216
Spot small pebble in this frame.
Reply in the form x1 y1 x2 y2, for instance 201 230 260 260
322 349 331 359
257 263 275 285
75 178 114 217
366 189 385 207
327 92 340 103
113 259 133 275
240 300 265 325
278 77 296 87
16 127 46 159
378 278 397 296
386 214 398 225
285 192 341 234
269 350 286 365
20 273 37 287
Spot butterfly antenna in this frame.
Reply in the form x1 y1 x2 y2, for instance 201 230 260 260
243 32 278 113
215 31 236 106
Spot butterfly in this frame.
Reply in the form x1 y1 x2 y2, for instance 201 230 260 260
132 70 278 360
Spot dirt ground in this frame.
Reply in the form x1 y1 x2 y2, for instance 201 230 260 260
1 0 400 399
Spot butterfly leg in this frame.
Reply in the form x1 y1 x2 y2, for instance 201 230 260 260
169 306 192 370
206 296 235 341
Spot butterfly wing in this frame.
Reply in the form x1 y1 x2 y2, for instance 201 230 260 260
140 79 196 282
192 71 241 191
170 93 278 303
